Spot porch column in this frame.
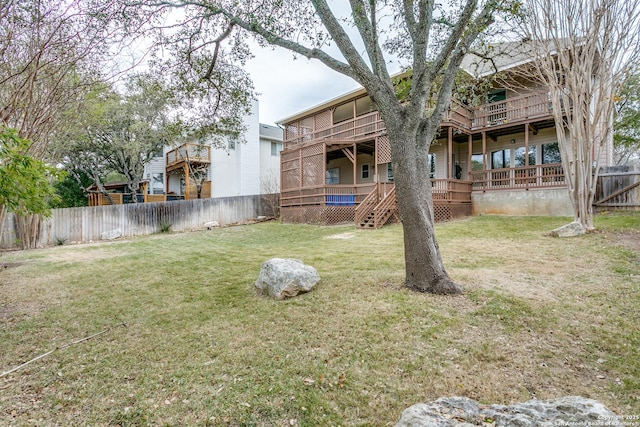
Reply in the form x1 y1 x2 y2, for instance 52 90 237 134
524 123 529 167
184 164 189 200
323 142 327 203
353 143 357 189
468 134 473 180
448 127 453 179
482 131 487 191
374 137 378 183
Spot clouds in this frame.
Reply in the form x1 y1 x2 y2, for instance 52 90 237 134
245 44 361 125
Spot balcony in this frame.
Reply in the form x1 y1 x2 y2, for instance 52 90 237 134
283 90 553 148
165 143 211 172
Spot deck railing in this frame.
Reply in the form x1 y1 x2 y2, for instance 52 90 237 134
284 91 553 147
281 180 471 208
471 92 551 128
166 143 211 169
431 179 473 202
281 184 378 208
470 163 565 191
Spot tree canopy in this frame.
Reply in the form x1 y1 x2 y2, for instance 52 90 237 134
614 70 640 165
0 127 58 228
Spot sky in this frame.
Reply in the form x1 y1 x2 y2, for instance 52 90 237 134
241 1 403 127
244 45 362 126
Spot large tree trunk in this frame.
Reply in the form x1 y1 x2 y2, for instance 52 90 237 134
386 121 462 295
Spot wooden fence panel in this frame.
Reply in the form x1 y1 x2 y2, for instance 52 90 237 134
1 194 277 249
595 166 640 209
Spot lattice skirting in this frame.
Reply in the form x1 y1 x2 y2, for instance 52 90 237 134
281 206 355 225
282 203 470 225
433 202 471 222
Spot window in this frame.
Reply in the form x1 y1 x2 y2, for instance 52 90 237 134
428 153 436 178
542 142 562 164
271 142 282 156
488 89 507 103
361 163 370 179
355 96 375 116
333 102 354 124
152 173 164 195
471 154 484 171
326 167 340 184
228 138 236 150
514 146 536 167
387 163 394 182
491 149 511 169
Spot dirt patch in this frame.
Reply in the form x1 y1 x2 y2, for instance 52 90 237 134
608 230 640 256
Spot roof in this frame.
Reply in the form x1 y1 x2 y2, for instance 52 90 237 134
277 42 549 125
259 123 284 142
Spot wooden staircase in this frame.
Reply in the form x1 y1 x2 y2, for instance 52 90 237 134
355 184 399 229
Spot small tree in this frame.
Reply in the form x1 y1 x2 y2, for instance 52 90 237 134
260 169 281 218
0 127 58 248
520 0 640 231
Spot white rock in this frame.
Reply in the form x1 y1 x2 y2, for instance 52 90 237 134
254 258 320 300
396 396 618 427
101 229 122 240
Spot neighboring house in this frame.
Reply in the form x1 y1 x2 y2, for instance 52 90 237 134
143 100 283 201
277 48 614 228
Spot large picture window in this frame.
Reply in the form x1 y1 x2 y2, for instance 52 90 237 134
542 142 562 164
471 154 484 171
515 146 536 167
491 149 511 169
326 167 340 184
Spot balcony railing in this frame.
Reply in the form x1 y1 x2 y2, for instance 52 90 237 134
284 90 554 147
166 143 211 170
470 163 565 191
280 180 472 208
471 92 551 128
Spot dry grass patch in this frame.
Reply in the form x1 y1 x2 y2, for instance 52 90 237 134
0 214 639 425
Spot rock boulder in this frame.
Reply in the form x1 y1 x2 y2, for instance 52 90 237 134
551 221 586 237
396 396 618 427
254 258 320 300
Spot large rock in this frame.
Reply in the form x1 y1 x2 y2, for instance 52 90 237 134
551 221 586 237
101 229 122 240
396 396 618 427
254 258 320 300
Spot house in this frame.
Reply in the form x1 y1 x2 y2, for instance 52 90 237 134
277 48 614 228
143 101 284 201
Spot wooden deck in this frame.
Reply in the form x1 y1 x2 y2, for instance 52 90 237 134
166 143 211 172
284 91 553 148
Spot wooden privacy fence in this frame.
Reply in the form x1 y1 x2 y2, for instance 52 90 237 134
1 194 277 249
595 166 640 209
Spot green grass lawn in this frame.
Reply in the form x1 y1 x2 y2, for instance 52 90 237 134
1 213 639 426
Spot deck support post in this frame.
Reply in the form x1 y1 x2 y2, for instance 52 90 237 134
482 131 487 191
448 127 453 179
184 164 189 200
468 134 473 180
525 122 530 191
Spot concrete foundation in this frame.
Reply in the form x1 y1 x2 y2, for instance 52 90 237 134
472 187 573 217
